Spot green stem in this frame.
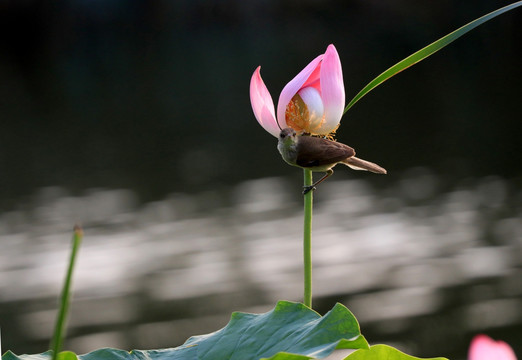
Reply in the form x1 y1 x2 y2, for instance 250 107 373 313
303 169 313 308
51 225 83 360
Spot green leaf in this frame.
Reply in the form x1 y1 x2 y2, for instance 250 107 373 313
344 1 522 114
347 344 448 360
2 301 368 360
57 352 78 360
2 351 53 360
180 301 368 359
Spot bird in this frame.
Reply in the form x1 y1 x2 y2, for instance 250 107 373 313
277 127 386 194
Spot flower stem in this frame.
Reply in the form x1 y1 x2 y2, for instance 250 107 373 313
51 225 83 360
303 169 313 308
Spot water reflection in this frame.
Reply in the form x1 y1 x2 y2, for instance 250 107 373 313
0 170 520 359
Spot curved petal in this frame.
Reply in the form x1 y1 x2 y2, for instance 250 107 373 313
318 44 345 134
277 54 324 130
250 67 280 137
468 335 517 360
298 87 324 129
301 64 322 91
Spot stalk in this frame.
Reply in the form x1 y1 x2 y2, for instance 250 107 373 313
303 169 313 308
50 225 83 360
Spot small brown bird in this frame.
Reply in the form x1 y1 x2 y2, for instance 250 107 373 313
277 128 386 194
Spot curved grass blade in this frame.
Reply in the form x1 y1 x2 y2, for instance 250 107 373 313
343 1 522 114
50 226 84 360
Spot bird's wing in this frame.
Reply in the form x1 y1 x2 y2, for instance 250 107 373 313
296 136 355 167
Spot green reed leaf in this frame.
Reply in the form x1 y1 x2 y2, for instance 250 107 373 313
344 1 522 114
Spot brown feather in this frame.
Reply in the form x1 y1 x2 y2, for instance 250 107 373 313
296 136 355 168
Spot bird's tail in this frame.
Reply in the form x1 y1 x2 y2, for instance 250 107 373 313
342 156 387 174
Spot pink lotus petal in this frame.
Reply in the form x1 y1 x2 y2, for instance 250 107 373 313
468 335 517 360
301 64 322 91
250 67 280 137
318 44 345 134
276 54 324 130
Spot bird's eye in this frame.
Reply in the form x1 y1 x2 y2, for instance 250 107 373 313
280 133 285 138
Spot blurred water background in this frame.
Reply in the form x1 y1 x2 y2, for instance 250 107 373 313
0 1 521 359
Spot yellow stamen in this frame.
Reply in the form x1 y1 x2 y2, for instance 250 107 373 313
285 94 310 133
324 123 340 140
285 92 338 136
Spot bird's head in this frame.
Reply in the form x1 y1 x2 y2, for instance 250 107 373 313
279 127 298 146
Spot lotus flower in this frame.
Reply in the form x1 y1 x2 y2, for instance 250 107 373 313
468 335 517 360
250 44 345 137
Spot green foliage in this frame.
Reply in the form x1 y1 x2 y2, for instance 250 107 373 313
344 0 522 114
1 301 447 360
178 301 368 359
3 301 364 360
349 345 447 360
57 352 80 360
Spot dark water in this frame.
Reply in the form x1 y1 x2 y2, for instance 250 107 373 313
1 170 520 360
1 0 521 208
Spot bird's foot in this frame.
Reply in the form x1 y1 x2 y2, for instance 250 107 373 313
302 185 316 195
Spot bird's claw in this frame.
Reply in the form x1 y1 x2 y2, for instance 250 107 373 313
302 185 316 195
